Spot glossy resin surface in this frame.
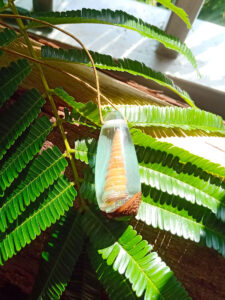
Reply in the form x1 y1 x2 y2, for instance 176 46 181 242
95 111 141 216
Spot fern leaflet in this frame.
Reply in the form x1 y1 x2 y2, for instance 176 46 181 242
82 208 190 299
31 209 83 300
0 176 76 265
138 184 225 257
42 47 195 106
156 0 191 28
0 146 67 232
0 116 52 196
0 59 31 108
57 97 225 134
30 8 197 69
88 246 137 300
132 128 225 179
139 164 225 221
0 88 45 160
0 28 17 56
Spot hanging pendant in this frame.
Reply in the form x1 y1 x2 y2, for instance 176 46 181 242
95 111 141 218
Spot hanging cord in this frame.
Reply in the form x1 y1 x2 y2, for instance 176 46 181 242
0 13 104 124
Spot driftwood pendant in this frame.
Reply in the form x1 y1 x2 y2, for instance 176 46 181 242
95 111 141 218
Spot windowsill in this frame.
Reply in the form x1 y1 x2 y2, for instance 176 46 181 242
16 0 225 117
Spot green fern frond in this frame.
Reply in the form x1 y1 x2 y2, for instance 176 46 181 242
54 88 102 127
76 140 225 257
32 8 197 69
0 176 76 265
78 153 225 259
88 246 137 300
0 28 17 56
74 133 225 183
156 0 191 28
0 146 67 232
43 46 195 106
65 250 101 300
139 164 225 221
0 116 52 196
54 91 98 128
74 138 97 169
80 172 225 259
80 170 96 204
0 59 31 108
54 87 76 108
131 128 225 179
138 184 225 257
0 88 45 160
82 208 190 300
118 105 225 133
31 209 83 300
54 87 102 127
61 97 225 134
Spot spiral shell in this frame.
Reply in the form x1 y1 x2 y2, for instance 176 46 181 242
95 111 141 218
101 129 141 217
103 129 127 202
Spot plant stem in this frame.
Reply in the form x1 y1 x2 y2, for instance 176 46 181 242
8 0 80 188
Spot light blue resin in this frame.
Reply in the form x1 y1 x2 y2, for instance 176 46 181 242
95 111 141 213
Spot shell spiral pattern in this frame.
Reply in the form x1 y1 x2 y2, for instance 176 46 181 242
95 111 142 218
102 129 141 217
102 129 128 209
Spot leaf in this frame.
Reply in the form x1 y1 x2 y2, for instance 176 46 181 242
74 130 225 182
139 163 225 221
60 98 225 135
88 246 137 300
0 146 67 232
118 105 225 134
0 28 17 56
74 138 97 169
0 88 45 160
80 172 225 260
0 176 76 265
82 208 190 300
80 158 225 227
30 8 197 69
78 147 225 258
42 46 195 107
54 87 102 127
65 249 101 300
76 135 225 223
137 184 225 257
31 209 83 300
131 128 225 179
156 0 191 28
55 87 98 128
80 169 96 204
0 0 4 9
0 116 52 196
54 86 76 108
0 59 31 108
